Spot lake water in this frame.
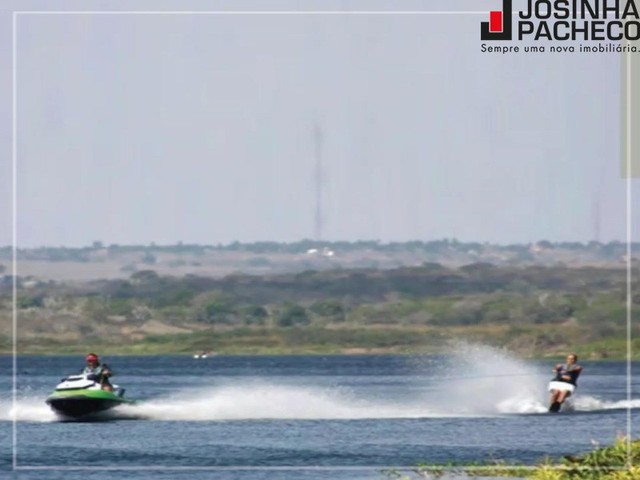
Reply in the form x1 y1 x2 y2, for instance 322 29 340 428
1 344 639 479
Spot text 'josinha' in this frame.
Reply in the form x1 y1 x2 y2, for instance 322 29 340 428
518 0 640 40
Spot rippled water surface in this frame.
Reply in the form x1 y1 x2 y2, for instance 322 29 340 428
2 346 639 479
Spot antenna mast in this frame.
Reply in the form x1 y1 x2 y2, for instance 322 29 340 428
313 121 324 242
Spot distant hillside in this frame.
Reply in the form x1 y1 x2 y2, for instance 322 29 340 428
0 239 637 282
2 262 638 357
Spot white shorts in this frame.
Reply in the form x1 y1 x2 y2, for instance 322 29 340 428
548 381 575 394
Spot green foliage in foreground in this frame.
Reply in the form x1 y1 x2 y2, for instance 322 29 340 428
384 437 640 479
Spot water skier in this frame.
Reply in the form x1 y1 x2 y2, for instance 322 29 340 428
548 353 582 412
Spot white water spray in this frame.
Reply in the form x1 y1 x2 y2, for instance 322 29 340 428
424 341 640 414
116 384 447 421
419 341 550 414
0 398 58 422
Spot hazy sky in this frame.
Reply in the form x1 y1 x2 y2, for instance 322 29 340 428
2 1 638 247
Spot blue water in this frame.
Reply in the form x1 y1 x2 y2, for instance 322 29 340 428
1 347 639 479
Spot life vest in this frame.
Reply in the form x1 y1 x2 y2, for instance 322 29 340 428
554 364 581 386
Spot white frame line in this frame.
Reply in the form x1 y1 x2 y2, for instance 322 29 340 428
11 6 635 472
11 9 18 473
15 10 487 15
11 465 636 472
625 44 633 467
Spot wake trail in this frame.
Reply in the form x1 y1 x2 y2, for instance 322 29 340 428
573 396 640 411
116 384 451 421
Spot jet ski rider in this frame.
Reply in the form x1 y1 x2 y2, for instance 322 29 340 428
82 353 114 392
548 353 582 412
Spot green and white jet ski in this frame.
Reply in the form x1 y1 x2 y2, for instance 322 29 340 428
45 374 133 418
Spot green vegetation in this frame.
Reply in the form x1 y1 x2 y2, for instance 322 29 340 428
385 437 640 479
2 262 639 356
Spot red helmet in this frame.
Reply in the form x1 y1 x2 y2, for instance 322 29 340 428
85 353 99 363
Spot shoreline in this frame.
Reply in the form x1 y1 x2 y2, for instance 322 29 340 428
3 325 636 359
1 348 636 360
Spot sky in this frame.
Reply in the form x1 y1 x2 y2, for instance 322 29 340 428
1 0 638 248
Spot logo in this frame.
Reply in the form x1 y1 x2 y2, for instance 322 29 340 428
481 0 513 40
480 0 640 42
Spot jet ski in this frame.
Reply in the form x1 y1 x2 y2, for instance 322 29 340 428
45 374 133 418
